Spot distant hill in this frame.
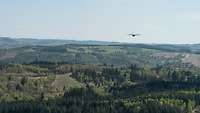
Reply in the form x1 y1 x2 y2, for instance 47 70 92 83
0 43 193 66
1 37 200 66
0 37 119 48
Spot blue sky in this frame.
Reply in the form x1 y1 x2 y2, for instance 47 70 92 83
1 0 200 43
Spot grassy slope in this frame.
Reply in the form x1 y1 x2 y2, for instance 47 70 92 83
51 74 84 92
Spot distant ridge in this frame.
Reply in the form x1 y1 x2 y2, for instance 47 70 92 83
0 37 120 48
2 37 200 54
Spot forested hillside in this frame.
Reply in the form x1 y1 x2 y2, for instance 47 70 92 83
1 38 200 113
0 37 118 48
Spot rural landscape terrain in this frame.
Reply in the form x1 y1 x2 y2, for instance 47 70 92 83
0 37 200 113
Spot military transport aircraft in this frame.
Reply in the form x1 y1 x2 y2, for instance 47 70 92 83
128 33 141 38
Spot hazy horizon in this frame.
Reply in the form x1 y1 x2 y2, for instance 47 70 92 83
0 36 196 45
1 0 200 44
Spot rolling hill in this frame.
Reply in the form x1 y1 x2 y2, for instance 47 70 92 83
0 37 119 48
0 37 200 67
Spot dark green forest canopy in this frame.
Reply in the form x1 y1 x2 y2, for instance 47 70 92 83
0 40 200 112
0 62 199 113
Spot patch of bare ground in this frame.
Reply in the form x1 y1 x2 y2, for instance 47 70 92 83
151 52 181 59
192 106 200 113
51 73 83 92
182 54 200 67
0 52 17 60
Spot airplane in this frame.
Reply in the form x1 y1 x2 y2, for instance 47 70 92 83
128 33 141 38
